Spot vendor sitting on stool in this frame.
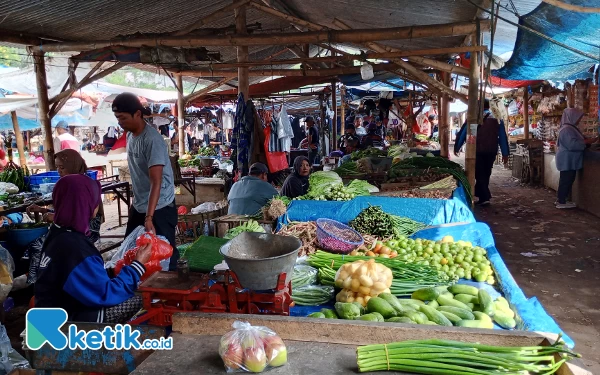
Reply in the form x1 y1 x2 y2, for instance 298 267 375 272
34 174 151 323
227 163 278 216
281 156 311 199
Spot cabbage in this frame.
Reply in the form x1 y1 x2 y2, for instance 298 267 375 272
346 179 379 195
307 171 342 197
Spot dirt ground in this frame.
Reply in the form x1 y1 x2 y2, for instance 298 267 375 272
4 165 599 373
475 165 600 373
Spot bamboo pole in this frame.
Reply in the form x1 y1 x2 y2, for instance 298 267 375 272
33 51 55 171
195 46 487 69
466 43 480 201
173 0 253 36
177 75 185 156
10 112 27 168
37 21 490 52
523 89 530 139
320 94 326 161
340 86 346 136
236 3 250 98
331 81 337 151
177 62 397 77
440 73 451 158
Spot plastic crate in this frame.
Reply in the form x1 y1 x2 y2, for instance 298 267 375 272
28 170 98 191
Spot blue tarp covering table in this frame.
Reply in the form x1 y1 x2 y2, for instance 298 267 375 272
290 222 574 348
280 185 474 227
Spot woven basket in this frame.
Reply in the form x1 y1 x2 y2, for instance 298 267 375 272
316 218 363 254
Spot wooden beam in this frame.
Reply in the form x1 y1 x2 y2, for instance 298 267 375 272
340 86 346 136
173 0 253 36
0 29 64 46
236 2 250 98
37 21 490 52
464 0 492 46
440 73 451 158
331 81 337 151
332 19 468 103
466 39 480 201
177 75 185 156
177 62 397 77
183 77 235 102
10 112 27 168
249 1 326 31
523 89 530 139
197 46 487 69
33 51 55 171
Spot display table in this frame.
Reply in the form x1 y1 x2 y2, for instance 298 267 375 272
544 150 600 218
175 178 225 207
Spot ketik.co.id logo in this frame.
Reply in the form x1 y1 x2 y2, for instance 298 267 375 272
26 308 172 350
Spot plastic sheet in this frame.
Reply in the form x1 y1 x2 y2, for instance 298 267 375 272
412 223 575 348
280 186 474 229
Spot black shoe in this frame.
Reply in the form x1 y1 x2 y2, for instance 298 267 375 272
476 200 490 206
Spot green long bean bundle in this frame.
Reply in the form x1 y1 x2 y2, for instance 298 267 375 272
357 337 579 374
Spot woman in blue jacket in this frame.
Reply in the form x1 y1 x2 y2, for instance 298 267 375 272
35 174 152 323
555 108 587 209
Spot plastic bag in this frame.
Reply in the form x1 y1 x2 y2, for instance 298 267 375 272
291 265 317 289
219 321 287 373
334 259 392 306
112 231 173 281
291 285 334 306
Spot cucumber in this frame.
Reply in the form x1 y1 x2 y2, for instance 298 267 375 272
456 319 494 329
466 303 476 311
386 317 415 324
496 296 510 310
473 311 493 324
423 321 438 325
493 310 517 329
448 284 479 296
403 311 428 325
367 297 397 319
352 302 366 315
419 305 453 327
478 289 494 316
320 308 338 319
357 313 380 321
437 295 471 311
440 291 454 298
411 287 440 301
370 312 385 322
434 286 449 294
398 299 425 308
494 301 515 318
308 312 325 318
428 300 439 309
454 294 479 304
378 293 406 315
439 311 462 325
437 306 475 320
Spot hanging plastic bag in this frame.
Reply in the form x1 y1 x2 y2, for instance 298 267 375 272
219 321 287 373
112 231 173 281
263 126 288 173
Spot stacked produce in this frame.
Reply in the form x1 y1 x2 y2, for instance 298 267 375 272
334 259 393 307
334 161 363 177
349 206 426 238
224 220 265 240
382 235 495 284
277 221 318 257
308 251 450 297
351 147 387 160
198 147 218 157
260 197 291 221
356 337 579 374
291 171 377 201
291 265 317 289
0 167 27 192
291 285 334 306
219 321 287 373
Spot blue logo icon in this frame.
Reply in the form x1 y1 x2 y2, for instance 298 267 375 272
26 308 69 350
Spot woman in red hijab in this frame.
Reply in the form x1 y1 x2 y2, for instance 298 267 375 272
34 175 152 323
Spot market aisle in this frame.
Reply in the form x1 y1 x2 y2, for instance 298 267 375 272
476 165 600 373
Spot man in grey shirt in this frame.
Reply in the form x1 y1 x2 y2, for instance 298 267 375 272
112 93 179 270
228 163 278 216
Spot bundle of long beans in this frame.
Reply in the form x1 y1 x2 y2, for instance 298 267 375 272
308 251 450 295
357 337 579 374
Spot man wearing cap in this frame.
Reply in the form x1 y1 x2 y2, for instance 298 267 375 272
305 116 319 166
227 163 278 216
53 121 80 152
112 93 179 270
209 120 224 153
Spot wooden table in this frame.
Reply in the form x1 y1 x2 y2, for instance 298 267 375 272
100 178 131 227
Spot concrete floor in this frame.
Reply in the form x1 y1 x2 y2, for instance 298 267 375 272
474 165 600 373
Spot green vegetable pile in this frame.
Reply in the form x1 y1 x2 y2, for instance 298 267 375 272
334 161 363 177
384 235 495 284
351 147 387 161
0 167 27 192
291 171 376 202
349 205 426 239
291 265 317 289
291 285 334 306
223 220 265 239
356 336 578 374
198 147 217 157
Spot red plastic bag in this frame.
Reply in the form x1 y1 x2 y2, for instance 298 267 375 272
263 126 288 173
113 232 173 281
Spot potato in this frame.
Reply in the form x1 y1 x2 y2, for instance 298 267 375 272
359 275 374 287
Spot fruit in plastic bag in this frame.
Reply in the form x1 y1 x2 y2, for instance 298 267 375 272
334 259 393 306
219 321 287 372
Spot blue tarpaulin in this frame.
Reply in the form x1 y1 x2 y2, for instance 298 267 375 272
280 186 474 228
495 0 600 80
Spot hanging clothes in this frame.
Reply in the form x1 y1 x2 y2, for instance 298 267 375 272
231 93 251 174
277 106 294 153
222 111 235 130
250 104 267 165
290 116 304 148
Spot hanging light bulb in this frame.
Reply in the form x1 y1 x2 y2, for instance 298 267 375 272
360 62 374 80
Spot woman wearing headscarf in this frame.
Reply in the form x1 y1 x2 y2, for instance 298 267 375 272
27 149 104 242
555 108 590 209
34 175 151 323
281 156 311 199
